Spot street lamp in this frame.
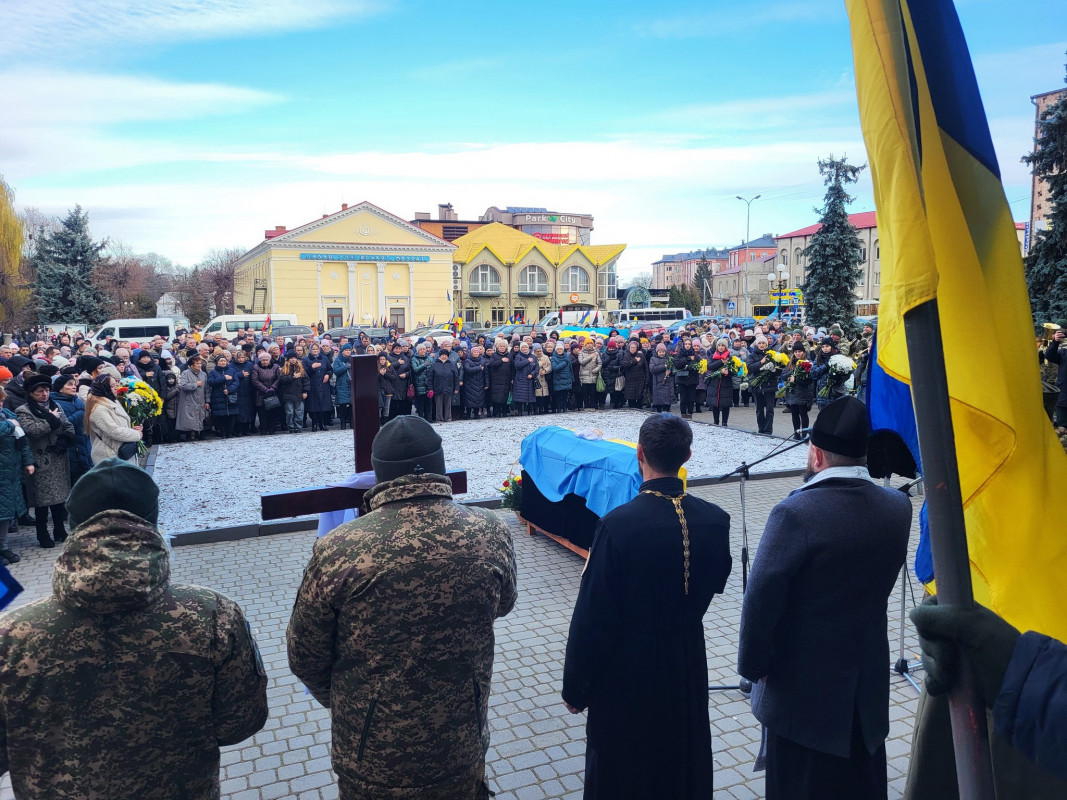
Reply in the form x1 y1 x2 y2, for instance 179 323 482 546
736 194 760 316
767 264 790 321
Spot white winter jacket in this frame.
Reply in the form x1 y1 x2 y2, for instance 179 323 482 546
87 399 141 463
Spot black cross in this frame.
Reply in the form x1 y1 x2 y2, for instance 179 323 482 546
261 354 468 521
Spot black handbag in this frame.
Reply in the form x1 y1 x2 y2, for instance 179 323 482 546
117 441 138 460
263 395 281 412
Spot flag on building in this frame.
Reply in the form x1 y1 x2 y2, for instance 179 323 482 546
847 0 1067 639
446 290 452 303
0 563 23 611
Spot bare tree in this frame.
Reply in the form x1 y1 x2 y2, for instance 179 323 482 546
624 270 654 289
196 247 242 317
93 241 160 319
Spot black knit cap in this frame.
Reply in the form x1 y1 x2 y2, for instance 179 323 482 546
371 415 446 483
809 396 869 458
66 457 160 529
77 355 104 374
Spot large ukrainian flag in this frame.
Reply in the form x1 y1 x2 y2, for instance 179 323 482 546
845 0 1067 640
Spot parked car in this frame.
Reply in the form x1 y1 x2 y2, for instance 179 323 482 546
270 324 315 340
629 322 666 339
325 327 393 344
486 324 535 339
665 316 716 334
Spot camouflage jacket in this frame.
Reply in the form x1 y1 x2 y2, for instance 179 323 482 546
0 510 268 800
287 473 518 796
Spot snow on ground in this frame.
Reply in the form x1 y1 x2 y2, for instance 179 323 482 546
154 410 806 533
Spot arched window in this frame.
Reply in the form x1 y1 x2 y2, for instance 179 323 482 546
517 265 549 294
780 248 788 266
560 265 590 293
793 247 802 266
469 264 501 295
874 240 880 261
598 262 616 300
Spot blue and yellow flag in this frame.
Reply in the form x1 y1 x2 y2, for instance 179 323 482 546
847 0 1067 639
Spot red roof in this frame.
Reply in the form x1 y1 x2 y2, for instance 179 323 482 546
776 211 878 239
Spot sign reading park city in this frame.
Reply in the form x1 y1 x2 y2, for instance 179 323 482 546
299 253 431 262
524 214 582 225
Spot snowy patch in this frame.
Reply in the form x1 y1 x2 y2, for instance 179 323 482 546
154 410 806 533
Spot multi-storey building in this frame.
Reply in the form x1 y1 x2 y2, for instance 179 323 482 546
1029 88 1067 250
651 248 729 290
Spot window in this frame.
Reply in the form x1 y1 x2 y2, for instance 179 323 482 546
517 265 549 294
874 272 881 286
538 306 552 320
860 247 868 262
598 262 616 300
513 308 526 322
874 241 880 260
327 307 344 329
780 249 788 266
469 264 501 295
464 307 478 323
857 270 866 287
560 265 590 293
491 307 506 324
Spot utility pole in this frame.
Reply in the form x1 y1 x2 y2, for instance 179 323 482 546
736 194 760 316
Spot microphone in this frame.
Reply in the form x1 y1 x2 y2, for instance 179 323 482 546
795 427 815 435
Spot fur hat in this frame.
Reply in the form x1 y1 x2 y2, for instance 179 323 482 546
24 373 54 394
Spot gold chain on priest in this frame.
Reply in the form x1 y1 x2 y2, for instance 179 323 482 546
640 490 690 595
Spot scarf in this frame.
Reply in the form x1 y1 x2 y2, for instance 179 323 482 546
89 374 116 401
25 393 62 430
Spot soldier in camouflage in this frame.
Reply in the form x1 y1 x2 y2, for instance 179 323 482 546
288 415 518 800
0 457 269 800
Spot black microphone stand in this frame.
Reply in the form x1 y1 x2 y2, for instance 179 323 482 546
709 434 811 695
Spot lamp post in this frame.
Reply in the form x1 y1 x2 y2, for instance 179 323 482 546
767 264 790 321
736 194 760 316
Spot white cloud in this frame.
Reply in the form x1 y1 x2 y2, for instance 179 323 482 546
640 2 840 39
0 0 385 60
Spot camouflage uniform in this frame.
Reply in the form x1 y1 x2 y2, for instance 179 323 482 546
287 473 518 800
0 509 268 799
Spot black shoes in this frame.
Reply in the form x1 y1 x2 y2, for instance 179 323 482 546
37 535 55 549
19 514 35 526
0 549 20 564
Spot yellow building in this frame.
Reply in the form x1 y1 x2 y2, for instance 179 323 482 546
234 202 457 330
450 223 626 327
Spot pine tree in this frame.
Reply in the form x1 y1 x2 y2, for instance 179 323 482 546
693 254 714 311
802 155 866 333
32 205 106 325
1023 73 1067 324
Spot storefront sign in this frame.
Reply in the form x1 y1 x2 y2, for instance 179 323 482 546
569 293 581 303
525 214 581 225
532 232 573 245
300 253 430 262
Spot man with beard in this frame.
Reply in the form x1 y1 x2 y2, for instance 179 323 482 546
738 396 911 799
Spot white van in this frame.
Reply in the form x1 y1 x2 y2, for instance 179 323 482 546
202 313 298 338
92 318 179 344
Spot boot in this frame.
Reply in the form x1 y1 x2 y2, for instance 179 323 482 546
37 533 55 549
19 513 35 526
0 549 20 564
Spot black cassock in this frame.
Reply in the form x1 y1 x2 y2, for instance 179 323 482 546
563 476 732 799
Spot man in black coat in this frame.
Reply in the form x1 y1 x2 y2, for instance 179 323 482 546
738 396 911 799
563 413 732 799
1043 324 1066 426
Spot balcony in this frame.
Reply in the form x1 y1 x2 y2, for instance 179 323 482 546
517 289 549 297
468 289 502 297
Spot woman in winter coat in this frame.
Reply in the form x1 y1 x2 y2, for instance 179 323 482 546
51 374 92 484
251 350 282 436
783 343 816 438
377 355 397 423
577 340 601 411
704 339 734 427
533 344 553 415
461 346 487 419
648 343 674 412
0 386 33 564
277 354 310 434
332 343 354 428
733 338 751 407
487 340 513 417
428 349 459 422
621 339 649 409
600 341 623 410
303 343 333 432
811 339 846 410
511 342 538 415
231 350 256 436
206 353 240 439
84 373 143 469
176 354 208 442
160 370 180 442
386 343 411 419
410 344 434 422
549 344 573 413
673 338 701 419
16 373 77 548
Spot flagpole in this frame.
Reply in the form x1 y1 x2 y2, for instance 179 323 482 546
903 298 995 800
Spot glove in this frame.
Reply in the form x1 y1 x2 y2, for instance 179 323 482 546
910 597 1020 706
427 390 434 398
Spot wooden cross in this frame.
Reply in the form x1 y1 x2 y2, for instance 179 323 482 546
261 353 468 521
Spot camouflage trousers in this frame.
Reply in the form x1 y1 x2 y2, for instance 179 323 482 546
337 767 492 799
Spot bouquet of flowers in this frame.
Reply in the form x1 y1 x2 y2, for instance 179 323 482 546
817 354 857 398
499 474 522 510
696 358 708 375
664 353 675 378
727 356 748 377
748 350 790 390
792 359 814 381
116 377 163 456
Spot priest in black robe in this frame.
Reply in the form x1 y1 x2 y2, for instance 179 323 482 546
562 413 732 799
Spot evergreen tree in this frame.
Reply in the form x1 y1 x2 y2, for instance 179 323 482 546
32 205 106 325
802 155 866 333
693 254 714 311
1023 73 1067 324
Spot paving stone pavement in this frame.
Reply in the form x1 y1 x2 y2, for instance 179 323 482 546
0 470 926 799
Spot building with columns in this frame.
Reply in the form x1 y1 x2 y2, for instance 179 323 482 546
233 202 456 331
449 223 625 328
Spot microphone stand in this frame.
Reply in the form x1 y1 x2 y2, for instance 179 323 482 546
709 434 811 695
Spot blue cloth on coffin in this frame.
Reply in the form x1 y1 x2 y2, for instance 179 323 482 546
519 427 641 520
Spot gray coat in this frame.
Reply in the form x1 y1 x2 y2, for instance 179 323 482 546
648 354 674 406
738 475 912 758
176 367 207 432
16 402 75 507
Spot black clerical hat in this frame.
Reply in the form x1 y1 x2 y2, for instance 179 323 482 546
810 396 869 457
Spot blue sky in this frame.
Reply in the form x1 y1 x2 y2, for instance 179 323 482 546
1 0 1063 277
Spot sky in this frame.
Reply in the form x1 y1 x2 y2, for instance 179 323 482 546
1 0 1063 279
